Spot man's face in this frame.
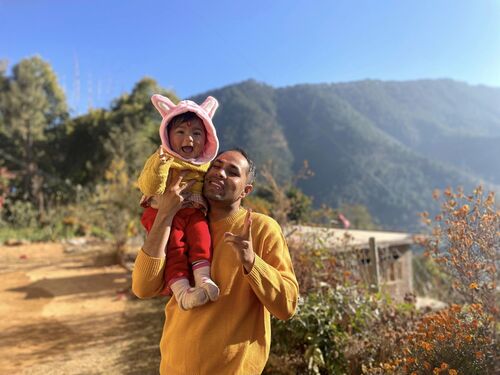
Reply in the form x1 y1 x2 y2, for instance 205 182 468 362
203 151 253 204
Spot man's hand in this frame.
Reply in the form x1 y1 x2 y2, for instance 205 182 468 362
224 210 256 273
156 170 195 217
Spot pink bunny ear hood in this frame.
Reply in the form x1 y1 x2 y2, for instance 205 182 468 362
152 94 219 165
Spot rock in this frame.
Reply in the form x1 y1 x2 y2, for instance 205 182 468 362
4 239 30 246
64 237 88 246
416 296 447 311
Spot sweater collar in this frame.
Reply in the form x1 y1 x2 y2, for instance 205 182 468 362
209 207 247 228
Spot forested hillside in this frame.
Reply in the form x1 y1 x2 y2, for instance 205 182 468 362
1 57 498 232
195 80 499 230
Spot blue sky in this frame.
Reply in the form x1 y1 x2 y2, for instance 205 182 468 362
2 0 499 114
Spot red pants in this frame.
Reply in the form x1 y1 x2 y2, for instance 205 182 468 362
141 207 212 295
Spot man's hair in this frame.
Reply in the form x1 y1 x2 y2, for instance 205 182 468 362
217 148 256 184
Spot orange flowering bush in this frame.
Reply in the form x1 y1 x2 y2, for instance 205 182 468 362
367 186 498 374
403 303 494 373
268 185 498 374
416 186 498 315
366 303 495 374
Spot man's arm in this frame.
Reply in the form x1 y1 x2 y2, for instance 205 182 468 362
224 211 299 320
132 172 194 298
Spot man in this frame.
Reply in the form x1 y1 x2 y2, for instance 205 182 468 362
132 149 299 374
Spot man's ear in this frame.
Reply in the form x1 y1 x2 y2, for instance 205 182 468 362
240 184 253 199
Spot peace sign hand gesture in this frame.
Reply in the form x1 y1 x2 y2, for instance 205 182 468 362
224 209 256 273
156 170 195 216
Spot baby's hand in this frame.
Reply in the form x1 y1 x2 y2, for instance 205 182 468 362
158 146 171 164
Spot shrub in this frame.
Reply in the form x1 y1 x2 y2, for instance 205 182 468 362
267 286 417 375
3 199 39 227
266 228 419 374
369 186 499 374
0 159 141 246
416 186 498 315
366 304 495 374
404 303 495 374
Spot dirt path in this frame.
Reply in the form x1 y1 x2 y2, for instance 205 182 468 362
0 241 166 375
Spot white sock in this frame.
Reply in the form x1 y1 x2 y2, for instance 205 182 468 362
169 278 209 310
193 264 220 302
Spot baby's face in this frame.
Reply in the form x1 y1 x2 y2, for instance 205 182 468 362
168 118 206 159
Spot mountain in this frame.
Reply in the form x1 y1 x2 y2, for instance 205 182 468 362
329 79 500 184
192 79 500 231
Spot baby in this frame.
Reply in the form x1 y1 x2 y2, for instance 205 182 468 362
138 94 220 310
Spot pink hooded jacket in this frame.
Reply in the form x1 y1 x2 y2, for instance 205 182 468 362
137 95 220 207
152 94 219 165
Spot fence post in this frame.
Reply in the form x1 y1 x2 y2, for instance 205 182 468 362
368 237 380 292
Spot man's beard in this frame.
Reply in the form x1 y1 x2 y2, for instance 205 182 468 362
203 188 224 201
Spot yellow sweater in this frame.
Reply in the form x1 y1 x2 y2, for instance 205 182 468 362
132 208 299 375
137 151 210 196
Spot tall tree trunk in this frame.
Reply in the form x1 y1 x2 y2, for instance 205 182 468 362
24 119 45 219
32 174 45 222
24 120 32 201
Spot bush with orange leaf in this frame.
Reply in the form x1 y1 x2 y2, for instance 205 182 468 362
367 186 498 374
416 186 498 315
366 303 495 374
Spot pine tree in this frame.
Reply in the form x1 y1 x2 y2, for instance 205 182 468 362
0 56 68 217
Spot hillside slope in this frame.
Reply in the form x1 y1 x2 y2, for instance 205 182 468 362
193 79 499 230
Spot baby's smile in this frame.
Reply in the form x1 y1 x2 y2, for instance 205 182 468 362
181 146 194 154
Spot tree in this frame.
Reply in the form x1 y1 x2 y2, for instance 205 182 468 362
105 77 179 178
90 159 142 269
49 77 178 189
339 203 379 230
0 60 7 132
0 166 15 214
50 109 111 188
245 161 315 226
286 186 313 223
0 56 68 217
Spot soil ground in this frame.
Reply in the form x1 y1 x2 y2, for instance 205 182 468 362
0 241 167 375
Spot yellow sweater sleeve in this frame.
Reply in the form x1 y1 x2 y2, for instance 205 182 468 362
131 249 166 299
137 151 173 196
244 215 299 320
